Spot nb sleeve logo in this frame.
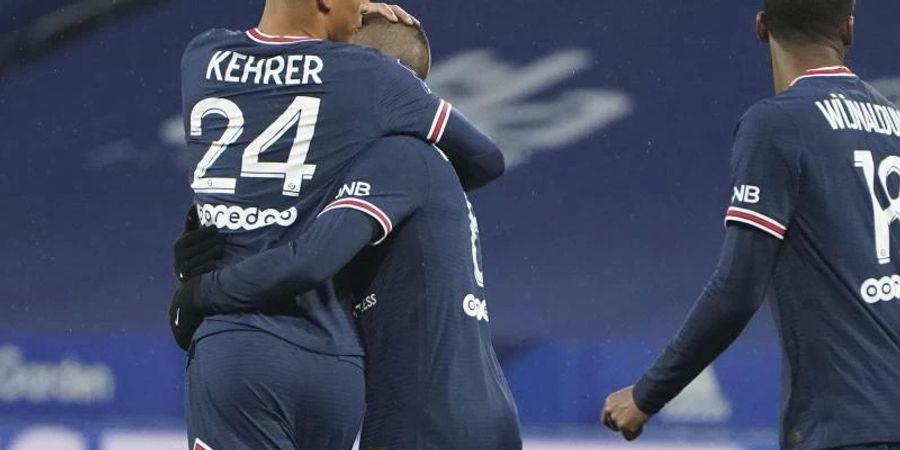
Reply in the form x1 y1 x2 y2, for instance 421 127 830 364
732 185 761 204
336 181 371 199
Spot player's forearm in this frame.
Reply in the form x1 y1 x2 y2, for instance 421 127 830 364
197 211 376 315
632 226 781 414
438 110 506 190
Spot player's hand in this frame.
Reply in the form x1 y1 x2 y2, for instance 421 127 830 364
173 226 225 281
601 386 650 441
168 276 203 352
361 3 420 26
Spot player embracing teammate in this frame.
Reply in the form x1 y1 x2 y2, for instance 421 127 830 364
170 0 521 449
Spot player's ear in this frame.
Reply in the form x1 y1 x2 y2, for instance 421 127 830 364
841 15 855 46
756 11 770 43
317 0 333 14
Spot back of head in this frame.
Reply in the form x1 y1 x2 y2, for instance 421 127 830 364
763 0 855 44
350 15 431 79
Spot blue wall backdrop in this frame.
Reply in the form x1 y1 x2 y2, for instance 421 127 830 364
2 1 900 448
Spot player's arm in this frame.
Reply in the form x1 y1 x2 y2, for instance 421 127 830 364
191 211 378 314
603 102 803 438
176 137 426 317
630 225 780 413
168 209 376 350
375 59 504 190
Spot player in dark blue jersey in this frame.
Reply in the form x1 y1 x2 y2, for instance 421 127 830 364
180 136 522 449
336 141 523 450
172 17 522 450
172 2 505 449
603 1 900 449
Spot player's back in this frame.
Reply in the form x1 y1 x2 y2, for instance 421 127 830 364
338 138 522 449
182 28 426 249
180 28 443 356
734 68 900 449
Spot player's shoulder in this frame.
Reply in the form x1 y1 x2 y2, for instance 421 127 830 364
330 44 424 87
345 137 435 193
362 136 433 164
740 97 791 123
732 98 806 165
184 28 243 52
355 137 442 179
327 41 384 58
735 97 798 140
860 79 898 107
773 75 864 113
323 42 398 69
181 28 243 68
355 137 460 198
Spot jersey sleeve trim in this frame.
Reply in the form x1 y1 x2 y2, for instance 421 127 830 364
724 207 786 240
319 198 394 245
193 438 214 450
427 100 453 143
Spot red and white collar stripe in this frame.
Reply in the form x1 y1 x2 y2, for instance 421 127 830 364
790 66 856 86
725 207 787 240
246 28 320 45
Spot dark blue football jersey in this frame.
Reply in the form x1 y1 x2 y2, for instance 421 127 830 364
181 28 455 356
725 67 900 449
319 137 522 449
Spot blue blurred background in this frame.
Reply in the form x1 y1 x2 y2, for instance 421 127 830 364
2 1 900 449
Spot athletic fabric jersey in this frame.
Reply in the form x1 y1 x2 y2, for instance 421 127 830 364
322 137 522 449
720 67 900 449
181 27 494 356
192 136 520 448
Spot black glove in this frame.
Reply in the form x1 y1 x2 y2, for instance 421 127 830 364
168 207 226 351
173 225 225 281
169 276 203 351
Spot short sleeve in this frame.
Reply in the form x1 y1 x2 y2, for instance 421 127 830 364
318 137 428 245
374 58 453 144
724 102 802 240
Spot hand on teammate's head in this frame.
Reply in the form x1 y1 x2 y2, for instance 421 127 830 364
361 3 419 26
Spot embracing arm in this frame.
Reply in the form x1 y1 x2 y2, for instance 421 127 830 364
187 136 429 315
435 107 505 190
192 210 376 315
376 60 505 190
169 137 428 352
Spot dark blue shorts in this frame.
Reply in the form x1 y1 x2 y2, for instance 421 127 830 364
185 329 365 450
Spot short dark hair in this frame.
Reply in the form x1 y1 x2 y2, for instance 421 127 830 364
764 0 855 43
351 15 431 79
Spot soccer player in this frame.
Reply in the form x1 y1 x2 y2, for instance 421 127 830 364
172 18 522 450
602 1 900 449
174 1 505 448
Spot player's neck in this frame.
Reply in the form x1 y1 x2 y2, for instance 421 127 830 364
770 39 846 94
257 2 327 40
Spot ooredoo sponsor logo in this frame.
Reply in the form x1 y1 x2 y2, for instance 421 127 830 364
859 275 900 304
197 203 297 231
463 294 489 322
